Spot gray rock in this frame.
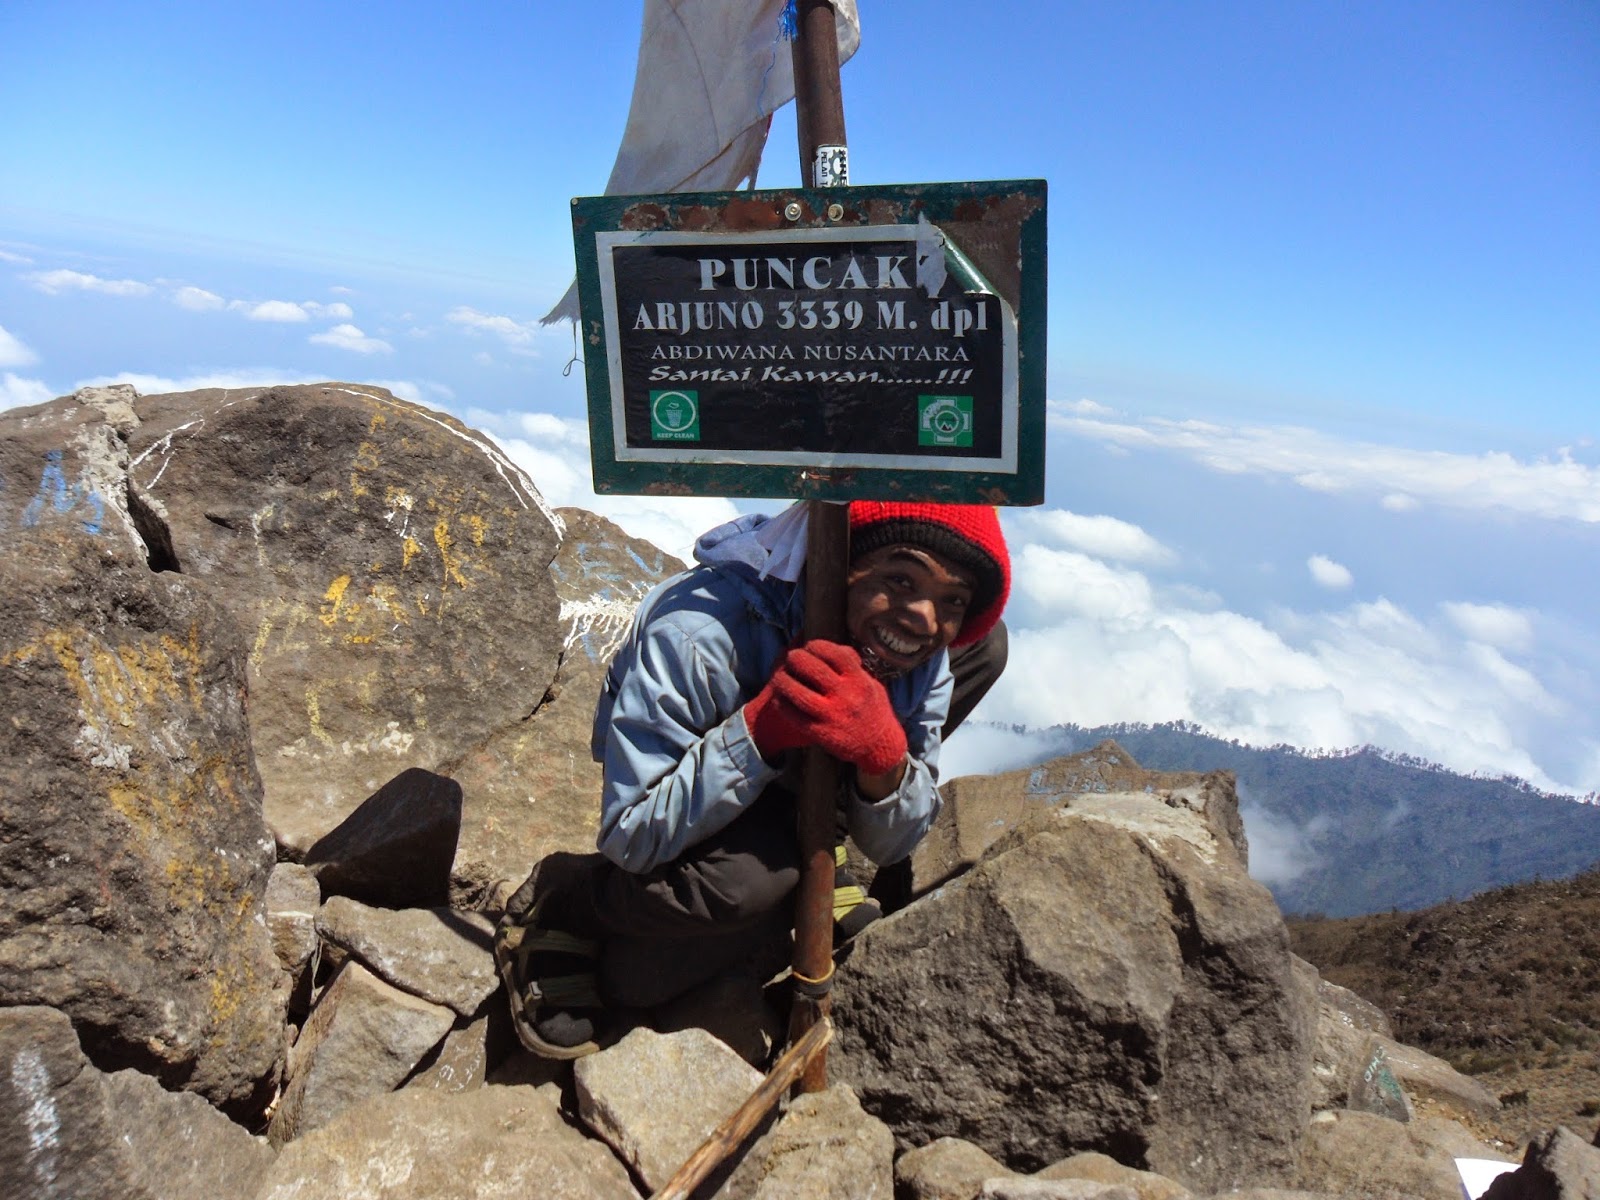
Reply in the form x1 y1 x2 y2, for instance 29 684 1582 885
725 1083 896 1199
268 961 454 1145
834 792 1312 1193
253 1084 638 1199
1295 954 1394 1112
897 1137 1018 1199
121 383 565 856
266 863 321 975
1294 1109 1465 1200
1037 1152 1194 1199
979 1181 1136 1199
574 1025 763 1191
315 895 498 1017
1 390 285 1116
1345 1037 1414 1122
1377 1034 1502 1121
304 768 462 909
915 742 1248 895
402 1013 490 1093
0 1006 275 1200
1482 1125 1600 1199
445 507 684 897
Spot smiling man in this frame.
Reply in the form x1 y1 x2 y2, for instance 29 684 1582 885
495 501 1010 1058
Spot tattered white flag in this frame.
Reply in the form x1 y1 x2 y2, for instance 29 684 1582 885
542 0 861 323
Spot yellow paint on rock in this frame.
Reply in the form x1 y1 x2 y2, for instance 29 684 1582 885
320 575 352 626
433 519 470 591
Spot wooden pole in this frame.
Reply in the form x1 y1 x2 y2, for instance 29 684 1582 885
648 1018 834 1200
788 0 850 1096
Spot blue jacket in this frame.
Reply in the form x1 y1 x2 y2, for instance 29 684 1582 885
590 513 951 874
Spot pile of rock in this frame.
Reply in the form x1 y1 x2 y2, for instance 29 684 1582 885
4 384 1597 1199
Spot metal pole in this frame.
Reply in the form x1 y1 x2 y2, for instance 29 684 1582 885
789 0 850 1096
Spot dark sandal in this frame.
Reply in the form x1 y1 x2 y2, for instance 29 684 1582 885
494 922 605 1059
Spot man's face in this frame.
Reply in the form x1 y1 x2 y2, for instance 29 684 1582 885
845 543 976 677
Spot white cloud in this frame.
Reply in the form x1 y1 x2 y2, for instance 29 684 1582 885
485 408 738 561
25 269 152 297
304 301 354 319
309 324 393 354
0 324 40 368
974 517 1594 794
0 248 34 264
1054 411 1600 523
446 306 540 355
1442 601 1533 651
1049 397 1116 417
367 378 455 406
172 286 226 312
73 369 325 394
329 285 355 295
1 373 53 412
1307 555 1353 590
240 299 311 323
1238 792 1330 888
1010 508 1175 566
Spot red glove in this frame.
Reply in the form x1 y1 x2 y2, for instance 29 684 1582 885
767 640 908 776
744 650 812 764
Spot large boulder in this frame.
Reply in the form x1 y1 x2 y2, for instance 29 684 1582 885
832 757 1312 1193
444 507 683 895
120 382 565 854
912 741 1248 895
0 387 285 1114
0 1006 276 1200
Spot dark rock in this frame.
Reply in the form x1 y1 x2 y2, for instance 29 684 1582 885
1482 1125 1600 1199
1 389 285 1115
122 383 565 855
253 1084 639 1199
445 507 684 897
654 971 783 1067
0 1006 275 1200
303 767 462 908
833 775 1311 1193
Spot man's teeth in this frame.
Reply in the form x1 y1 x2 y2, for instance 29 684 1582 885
878 629 920 655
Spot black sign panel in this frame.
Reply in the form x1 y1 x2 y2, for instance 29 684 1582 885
572 182 1046 503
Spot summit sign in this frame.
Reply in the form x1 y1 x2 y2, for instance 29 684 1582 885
571 181 1046 503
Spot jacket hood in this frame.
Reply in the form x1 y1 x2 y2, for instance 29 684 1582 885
692 512 775 571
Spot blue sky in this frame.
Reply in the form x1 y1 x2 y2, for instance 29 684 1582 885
3 1 1597 802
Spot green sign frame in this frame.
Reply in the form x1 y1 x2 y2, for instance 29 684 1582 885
570 180 1047 504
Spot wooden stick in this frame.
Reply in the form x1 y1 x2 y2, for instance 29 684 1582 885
649 1017 835 1200
787 0 852 1098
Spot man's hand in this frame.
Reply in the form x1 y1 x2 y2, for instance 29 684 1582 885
765 640 908 777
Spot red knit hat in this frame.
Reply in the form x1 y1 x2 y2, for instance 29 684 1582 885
848 501 1010 647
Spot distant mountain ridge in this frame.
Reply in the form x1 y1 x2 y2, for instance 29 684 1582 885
974 721 1600 918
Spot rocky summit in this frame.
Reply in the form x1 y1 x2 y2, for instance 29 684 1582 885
3 385 1595 1199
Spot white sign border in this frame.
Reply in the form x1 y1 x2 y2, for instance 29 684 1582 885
594 226 1019 474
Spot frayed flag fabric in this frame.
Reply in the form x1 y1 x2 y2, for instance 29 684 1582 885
542 0 861 324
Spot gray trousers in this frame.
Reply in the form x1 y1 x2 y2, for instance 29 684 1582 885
578 622 1008 1007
